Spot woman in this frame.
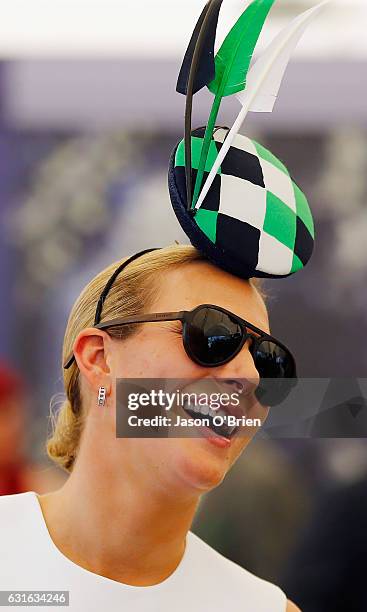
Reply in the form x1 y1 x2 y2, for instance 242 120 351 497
0 244 300 611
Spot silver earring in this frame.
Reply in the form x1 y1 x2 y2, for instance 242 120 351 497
97 387 107 406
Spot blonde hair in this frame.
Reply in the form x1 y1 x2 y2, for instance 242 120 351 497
47 244 264 472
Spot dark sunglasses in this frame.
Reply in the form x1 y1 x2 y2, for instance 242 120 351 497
63 249 297 406
74 304 297 407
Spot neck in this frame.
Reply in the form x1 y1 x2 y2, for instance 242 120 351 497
38 437 200 586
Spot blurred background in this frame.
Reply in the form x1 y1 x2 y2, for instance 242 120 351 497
0 0 366 609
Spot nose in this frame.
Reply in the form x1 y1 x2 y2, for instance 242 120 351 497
214 341 260 393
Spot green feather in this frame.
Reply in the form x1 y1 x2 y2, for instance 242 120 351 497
208 0 276 97
192 0 276 207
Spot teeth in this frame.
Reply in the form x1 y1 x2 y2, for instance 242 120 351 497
184 401 200 414
216 408 228 419
184 401 211 417
183 401 237 426
182 399 239 438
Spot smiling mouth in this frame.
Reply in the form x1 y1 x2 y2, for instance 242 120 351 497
182 399 239 440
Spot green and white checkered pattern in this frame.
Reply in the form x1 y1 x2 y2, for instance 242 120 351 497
173 127 315 277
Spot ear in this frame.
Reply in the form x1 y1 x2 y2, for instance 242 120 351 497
72 328 113 394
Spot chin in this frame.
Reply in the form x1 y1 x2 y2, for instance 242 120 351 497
174 439 232 493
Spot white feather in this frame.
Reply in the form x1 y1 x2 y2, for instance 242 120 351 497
237 0 331 112
194 0 331 211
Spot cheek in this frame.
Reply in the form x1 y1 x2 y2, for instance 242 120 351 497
112 332 203 379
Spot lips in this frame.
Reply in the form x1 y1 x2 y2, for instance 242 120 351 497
168 378 255 442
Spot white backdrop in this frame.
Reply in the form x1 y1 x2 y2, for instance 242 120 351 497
0 0 362 59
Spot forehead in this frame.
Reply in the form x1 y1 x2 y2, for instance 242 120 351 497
152 261 269 332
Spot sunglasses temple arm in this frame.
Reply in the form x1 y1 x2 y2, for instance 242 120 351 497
63 312 187 369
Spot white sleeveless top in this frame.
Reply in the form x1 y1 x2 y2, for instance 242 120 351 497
0 492 286 611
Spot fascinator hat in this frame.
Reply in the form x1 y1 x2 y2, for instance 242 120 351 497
168 0 329 280
64 0 329 392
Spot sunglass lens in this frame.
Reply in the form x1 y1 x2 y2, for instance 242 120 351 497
186 308 244 365
252 340 295 379
252 340 297 407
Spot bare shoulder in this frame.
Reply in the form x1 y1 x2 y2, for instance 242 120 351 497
286 600 302 612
